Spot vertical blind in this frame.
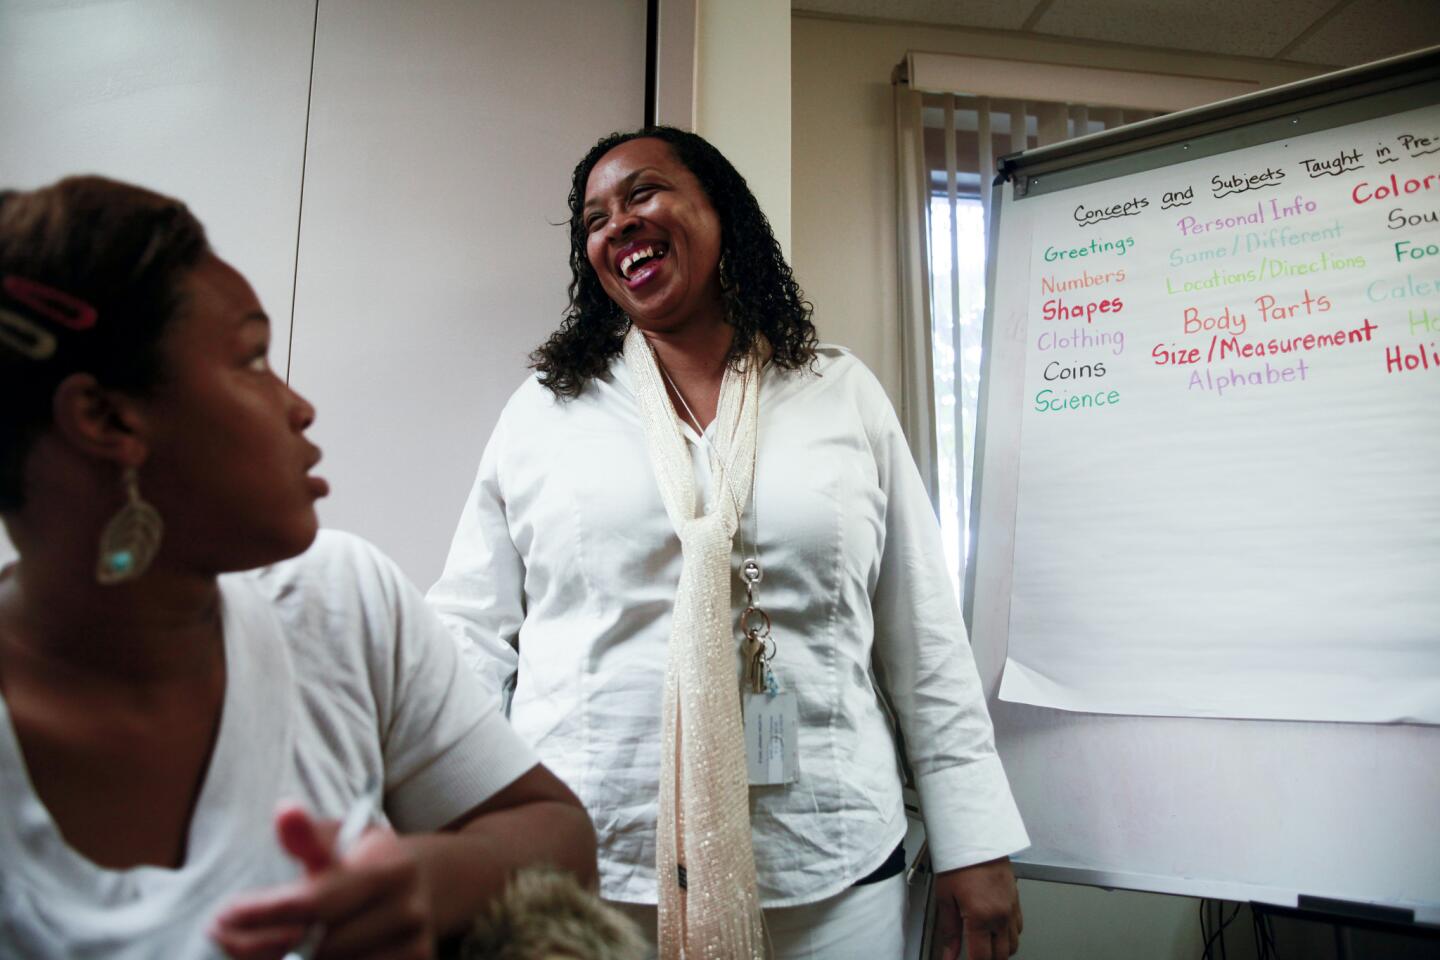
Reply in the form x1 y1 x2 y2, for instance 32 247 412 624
895 86 1159 595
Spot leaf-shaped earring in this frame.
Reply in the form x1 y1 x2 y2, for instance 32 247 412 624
96 466 163 585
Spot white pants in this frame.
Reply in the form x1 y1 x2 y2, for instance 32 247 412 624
608 873 907 960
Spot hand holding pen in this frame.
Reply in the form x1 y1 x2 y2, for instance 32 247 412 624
210 781 435 960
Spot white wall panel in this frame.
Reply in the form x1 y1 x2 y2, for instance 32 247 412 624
0 0 314 369
288 0 647 584
0 0 315 565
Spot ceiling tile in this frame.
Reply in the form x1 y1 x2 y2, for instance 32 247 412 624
1285 0 1440 66
792 0 1036 31
1031 0 1338 59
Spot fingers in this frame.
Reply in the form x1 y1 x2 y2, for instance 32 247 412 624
314 848 428 960
1007 884 1023 955
961 916 996 960
212 830 425 959
982 902 1021 958
318 910 429 960
276 804 342 875
960 891 1021 960
212 881 321 931
934 858 1024 960
933 895 962 960
224 851 393 931
208 919 308 960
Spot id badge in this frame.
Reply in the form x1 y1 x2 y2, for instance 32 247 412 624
742 691 799 785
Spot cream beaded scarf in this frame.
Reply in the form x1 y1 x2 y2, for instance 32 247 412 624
623 325 765 960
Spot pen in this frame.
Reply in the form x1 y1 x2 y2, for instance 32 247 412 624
283 777 381 960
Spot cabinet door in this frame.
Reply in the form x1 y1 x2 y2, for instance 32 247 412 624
289 0 647 582
0 0 315 565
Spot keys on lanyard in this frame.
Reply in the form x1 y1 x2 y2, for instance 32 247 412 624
739 559 799 785
739 558 775 695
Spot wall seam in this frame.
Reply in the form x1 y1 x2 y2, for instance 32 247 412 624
286 0 320 383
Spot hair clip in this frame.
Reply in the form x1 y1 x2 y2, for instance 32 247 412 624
2 275 98 331
0 307 58 360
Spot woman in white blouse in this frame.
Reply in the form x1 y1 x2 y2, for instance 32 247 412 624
430 127 1027 960
0 176 597 959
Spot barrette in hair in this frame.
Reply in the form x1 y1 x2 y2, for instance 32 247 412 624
2 275 98 331
0 306 57 360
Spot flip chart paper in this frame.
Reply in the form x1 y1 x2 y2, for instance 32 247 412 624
1001 105 1440 723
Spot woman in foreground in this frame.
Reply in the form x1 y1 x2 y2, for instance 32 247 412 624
0 176 596 959
430 127 1028 960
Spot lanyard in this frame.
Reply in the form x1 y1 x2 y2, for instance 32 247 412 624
658 361 776 694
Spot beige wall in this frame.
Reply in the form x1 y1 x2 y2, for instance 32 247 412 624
694 0 794 254
791 14 1325 407
695 0 791 254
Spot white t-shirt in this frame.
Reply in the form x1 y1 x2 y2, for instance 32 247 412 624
429 345 1028 907
0 531 538 959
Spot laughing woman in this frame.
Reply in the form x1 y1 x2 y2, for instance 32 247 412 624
0 177 596 959
429 127 1029 960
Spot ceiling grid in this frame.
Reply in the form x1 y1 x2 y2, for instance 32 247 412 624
793 0 1440 67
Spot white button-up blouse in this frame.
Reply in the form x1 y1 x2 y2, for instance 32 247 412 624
428 345 1028 906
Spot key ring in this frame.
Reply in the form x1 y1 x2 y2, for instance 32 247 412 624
740 606 771 639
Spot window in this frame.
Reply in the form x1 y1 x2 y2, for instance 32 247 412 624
928 193 985 584
922 97 1155 593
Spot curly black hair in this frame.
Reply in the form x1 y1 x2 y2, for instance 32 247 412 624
531 126 817 397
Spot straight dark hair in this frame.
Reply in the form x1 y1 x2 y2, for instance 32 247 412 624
0 176 209 510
